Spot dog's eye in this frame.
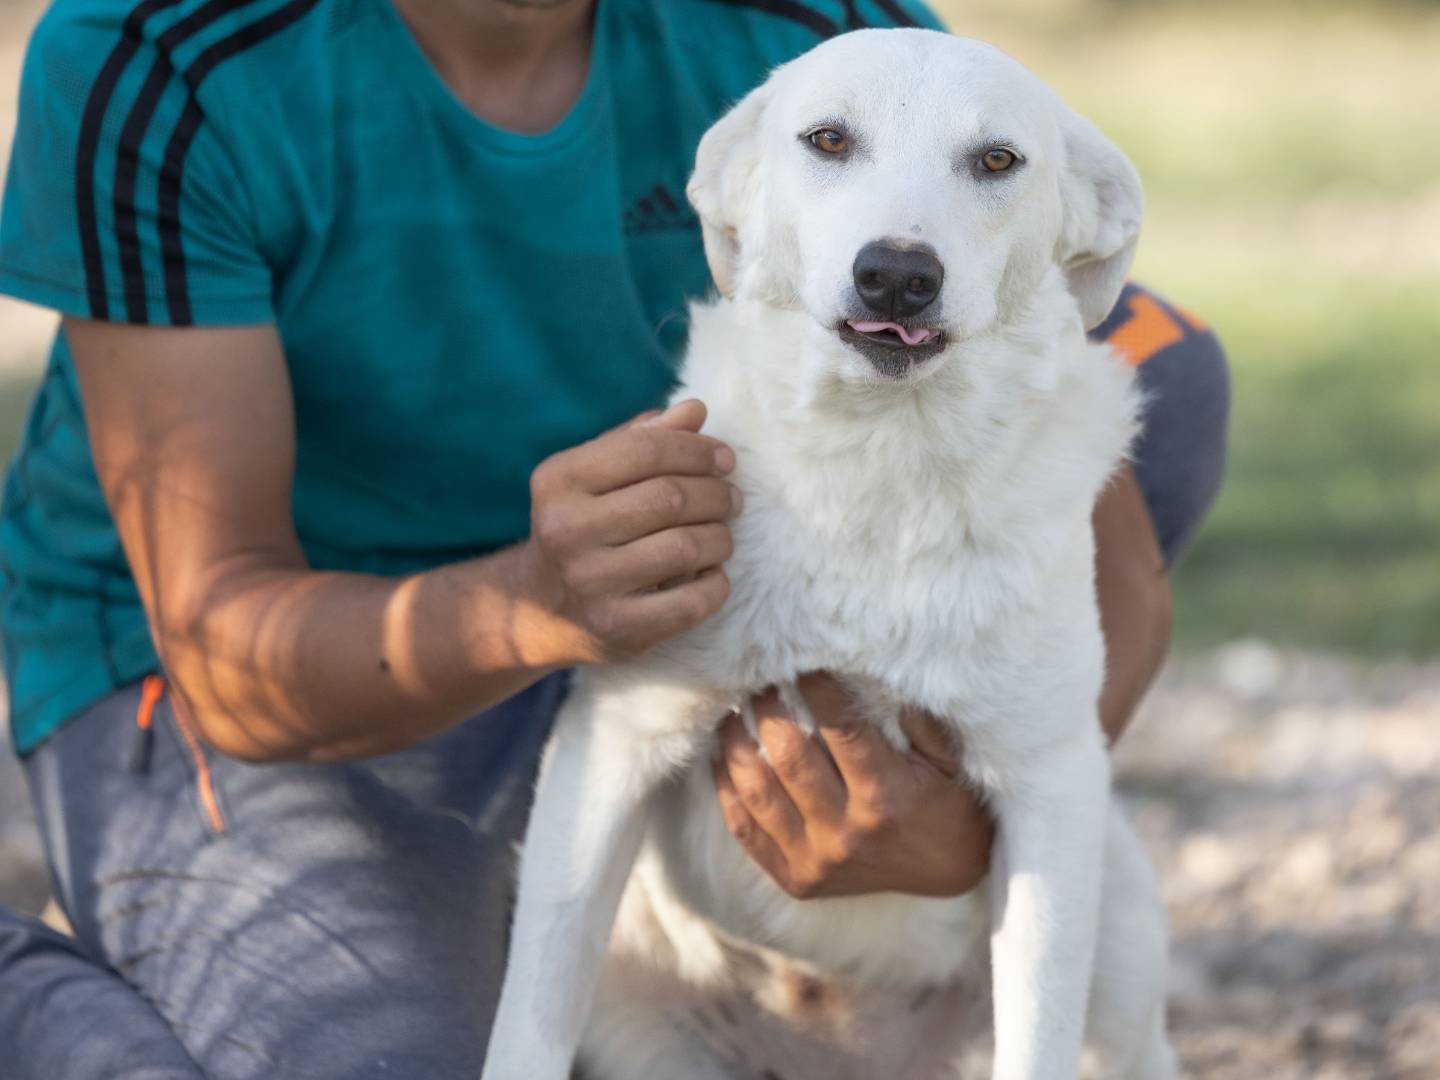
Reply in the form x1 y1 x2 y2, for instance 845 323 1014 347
808 128 849 155
981 148 1019 173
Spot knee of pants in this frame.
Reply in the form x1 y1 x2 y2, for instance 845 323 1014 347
22 681 552 1080
78 764 518 1080
1092 283 1232 567
0 906 207 1079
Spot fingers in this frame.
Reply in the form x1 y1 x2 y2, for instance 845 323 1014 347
578 427 734 494
526 399 740 663
615 399 704 433
717 713 806 849
714 752 792 888
530 470 738 597
555 402 734 495
618 408 664 430
751 688 845 819
642 398 708 432
898 708 962 778
586 474 741 546
565 522 732 596
618 566 732 644
809 678 904 796
715 679 994 901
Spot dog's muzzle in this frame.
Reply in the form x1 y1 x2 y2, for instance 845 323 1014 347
842 242 948 377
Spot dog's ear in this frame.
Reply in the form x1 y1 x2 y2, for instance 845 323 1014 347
1055 110 1143 329
686 85 770 298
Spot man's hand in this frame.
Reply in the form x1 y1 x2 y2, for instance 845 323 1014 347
524 399 741 665
714 674 995 899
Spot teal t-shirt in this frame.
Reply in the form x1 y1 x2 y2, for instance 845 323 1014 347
0 0 942 754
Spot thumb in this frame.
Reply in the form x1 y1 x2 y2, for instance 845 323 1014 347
641 398 708 433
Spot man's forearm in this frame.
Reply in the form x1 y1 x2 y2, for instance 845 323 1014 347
159 543 576 763
1096 563 1171 745
1094 466 1172 745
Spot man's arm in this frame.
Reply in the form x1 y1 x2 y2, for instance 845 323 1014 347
714 465 1171 898
1094 465 1172 745
70 319 738 762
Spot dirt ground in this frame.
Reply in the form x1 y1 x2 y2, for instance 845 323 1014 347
1116 645 1440 1079
4 647 1438 1078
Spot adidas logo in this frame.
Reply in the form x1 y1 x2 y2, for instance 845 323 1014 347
623 183 698 235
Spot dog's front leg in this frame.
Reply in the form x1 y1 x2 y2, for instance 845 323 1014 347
987 728 1110 1080
482 686 673 1080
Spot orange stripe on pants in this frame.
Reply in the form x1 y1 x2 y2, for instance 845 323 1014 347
1108 293 1187 366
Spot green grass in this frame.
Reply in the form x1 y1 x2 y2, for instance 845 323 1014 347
930 0 1440 657
1170 278 1440 656
936 4 1440 202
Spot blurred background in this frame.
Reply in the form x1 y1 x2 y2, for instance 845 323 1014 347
1 0 1436 1076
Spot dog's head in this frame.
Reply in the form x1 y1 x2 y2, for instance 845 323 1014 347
686 30 1142 383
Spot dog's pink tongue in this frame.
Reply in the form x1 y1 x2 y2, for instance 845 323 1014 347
848 320 936 346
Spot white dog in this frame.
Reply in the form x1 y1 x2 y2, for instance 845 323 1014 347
482 29 1173 1080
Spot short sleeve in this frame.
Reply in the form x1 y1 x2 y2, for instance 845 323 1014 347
0 6 274 327
864 0 948 31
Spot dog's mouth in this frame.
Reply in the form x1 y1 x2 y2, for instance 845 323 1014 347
838 320 948 377
847 320 938 347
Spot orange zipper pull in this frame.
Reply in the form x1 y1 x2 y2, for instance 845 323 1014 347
127 674 166 775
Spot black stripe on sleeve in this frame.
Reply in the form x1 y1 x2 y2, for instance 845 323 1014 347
157 0 321 326
181 0 320 87
700 0 841 39
839 0 868 28
163 0 263 45
111 0 265 324
870 0 921 28
75 0 187 320
112 53 177 324
156 97 203 325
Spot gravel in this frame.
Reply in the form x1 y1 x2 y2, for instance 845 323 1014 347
2 643 1438 1075
1117 641 1440 1078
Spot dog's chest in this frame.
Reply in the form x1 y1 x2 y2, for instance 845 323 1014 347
668 453 1056 703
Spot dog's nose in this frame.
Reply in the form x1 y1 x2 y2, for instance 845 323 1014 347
852 242 944 319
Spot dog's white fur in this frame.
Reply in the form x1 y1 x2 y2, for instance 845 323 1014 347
481 29 1173 1080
